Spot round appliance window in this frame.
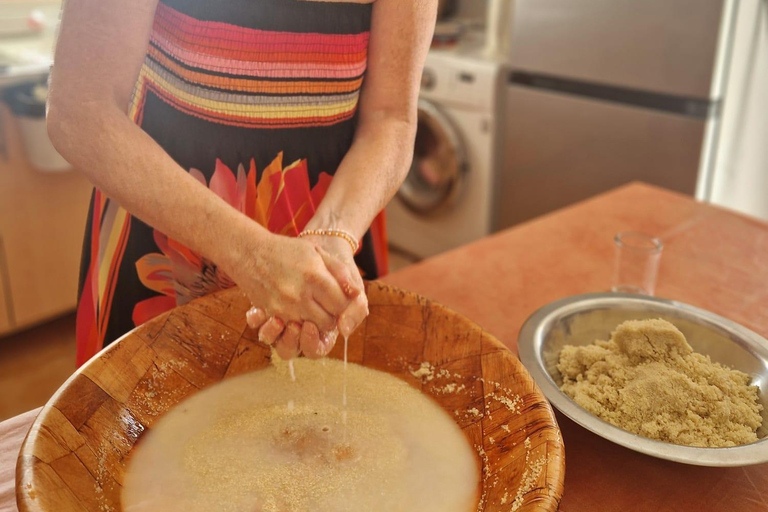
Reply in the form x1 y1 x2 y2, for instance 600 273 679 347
397 99 467 215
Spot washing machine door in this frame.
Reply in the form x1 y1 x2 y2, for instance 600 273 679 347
397 99 467 215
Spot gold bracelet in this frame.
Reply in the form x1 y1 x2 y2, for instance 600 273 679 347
298 228 360 254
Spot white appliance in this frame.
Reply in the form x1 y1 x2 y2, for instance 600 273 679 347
495 0 737 229
708 0 768 221
386 47 504 259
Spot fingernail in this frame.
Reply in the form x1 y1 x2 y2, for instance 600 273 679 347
246 307 259 328
320 329 338 356
324 328 339 345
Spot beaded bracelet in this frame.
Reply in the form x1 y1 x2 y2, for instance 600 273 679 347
298 228 360 254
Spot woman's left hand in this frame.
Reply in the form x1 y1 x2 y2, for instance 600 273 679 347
305 234 369 345
286 234 368 358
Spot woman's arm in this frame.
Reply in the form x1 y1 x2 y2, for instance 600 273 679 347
49 0 250 276
47 0 357 336
303 0 438 240
300 0 436 331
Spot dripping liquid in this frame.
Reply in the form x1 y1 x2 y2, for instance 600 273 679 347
342 335 349 441
343 335 349 406
321 357 327 396
288 360 296 382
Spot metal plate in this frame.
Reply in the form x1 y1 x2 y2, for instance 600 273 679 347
518 293 768 467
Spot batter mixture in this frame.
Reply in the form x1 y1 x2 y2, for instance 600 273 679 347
122 357 479 512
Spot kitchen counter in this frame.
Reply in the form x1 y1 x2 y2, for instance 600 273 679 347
1 182 767 510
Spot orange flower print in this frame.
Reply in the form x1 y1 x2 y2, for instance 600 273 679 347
132 153 332 326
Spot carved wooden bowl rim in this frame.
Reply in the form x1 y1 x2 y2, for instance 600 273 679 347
16 281 565 511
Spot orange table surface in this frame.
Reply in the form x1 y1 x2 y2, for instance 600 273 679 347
1 183 766 511
384 182 768 511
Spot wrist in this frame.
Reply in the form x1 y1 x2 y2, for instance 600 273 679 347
299 228 359 255
216 216 271 277
304 208 363 239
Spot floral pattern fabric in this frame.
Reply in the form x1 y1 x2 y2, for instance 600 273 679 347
132 154 333 325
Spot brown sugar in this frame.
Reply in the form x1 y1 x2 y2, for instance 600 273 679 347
557 319 763 447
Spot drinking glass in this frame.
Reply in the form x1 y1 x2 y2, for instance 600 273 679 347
612 231 663 295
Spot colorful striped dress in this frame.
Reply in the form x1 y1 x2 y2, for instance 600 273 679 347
76 0 387 366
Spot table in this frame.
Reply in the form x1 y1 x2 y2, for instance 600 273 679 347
2 183 767 511
0 409 38 512
384 183 768 511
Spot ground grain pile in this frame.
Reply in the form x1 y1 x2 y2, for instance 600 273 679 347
557 318 763 447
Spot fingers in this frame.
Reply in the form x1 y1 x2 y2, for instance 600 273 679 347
321 328 339 355
310 273 350 320
315 246 360 298
246 306 268 329
308 247 359 317
305 299 338 333
299 324 338 359
275 322 301 360
338 294 369 339
258 317 285 346
299 321 323 359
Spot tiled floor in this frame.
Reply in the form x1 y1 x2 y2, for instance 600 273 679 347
0 314 76 421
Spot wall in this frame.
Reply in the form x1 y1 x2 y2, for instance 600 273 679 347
710 0 768 220
455 0 487 20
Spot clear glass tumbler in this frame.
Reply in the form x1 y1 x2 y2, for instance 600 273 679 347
612 232 663 295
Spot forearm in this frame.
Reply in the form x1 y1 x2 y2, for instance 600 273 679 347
306 116 416 239
47 102 267 274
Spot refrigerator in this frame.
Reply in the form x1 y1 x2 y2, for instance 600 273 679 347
494 0 737 230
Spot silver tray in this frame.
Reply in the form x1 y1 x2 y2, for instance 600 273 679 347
518 293 768 467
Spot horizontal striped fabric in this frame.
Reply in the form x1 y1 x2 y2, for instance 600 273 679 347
130 2 370 129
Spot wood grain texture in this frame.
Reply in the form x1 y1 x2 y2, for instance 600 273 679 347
15 282 564 511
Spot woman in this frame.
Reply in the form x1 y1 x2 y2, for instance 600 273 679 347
48 0 436 365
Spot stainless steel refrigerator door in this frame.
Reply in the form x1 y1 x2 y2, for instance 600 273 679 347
509 0 725 98
494 85 706 230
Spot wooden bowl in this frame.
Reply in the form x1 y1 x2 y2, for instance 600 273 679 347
16 282 565 511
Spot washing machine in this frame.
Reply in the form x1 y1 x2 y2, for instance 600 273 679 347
386 47 505 260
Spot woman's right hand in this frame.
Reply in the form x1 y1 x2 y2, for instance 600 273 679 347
225 228 360 352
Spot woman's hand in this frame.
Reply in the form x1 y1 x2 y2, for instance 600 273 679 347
241 232 369 360
308 236 369 339
227 230 359 352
